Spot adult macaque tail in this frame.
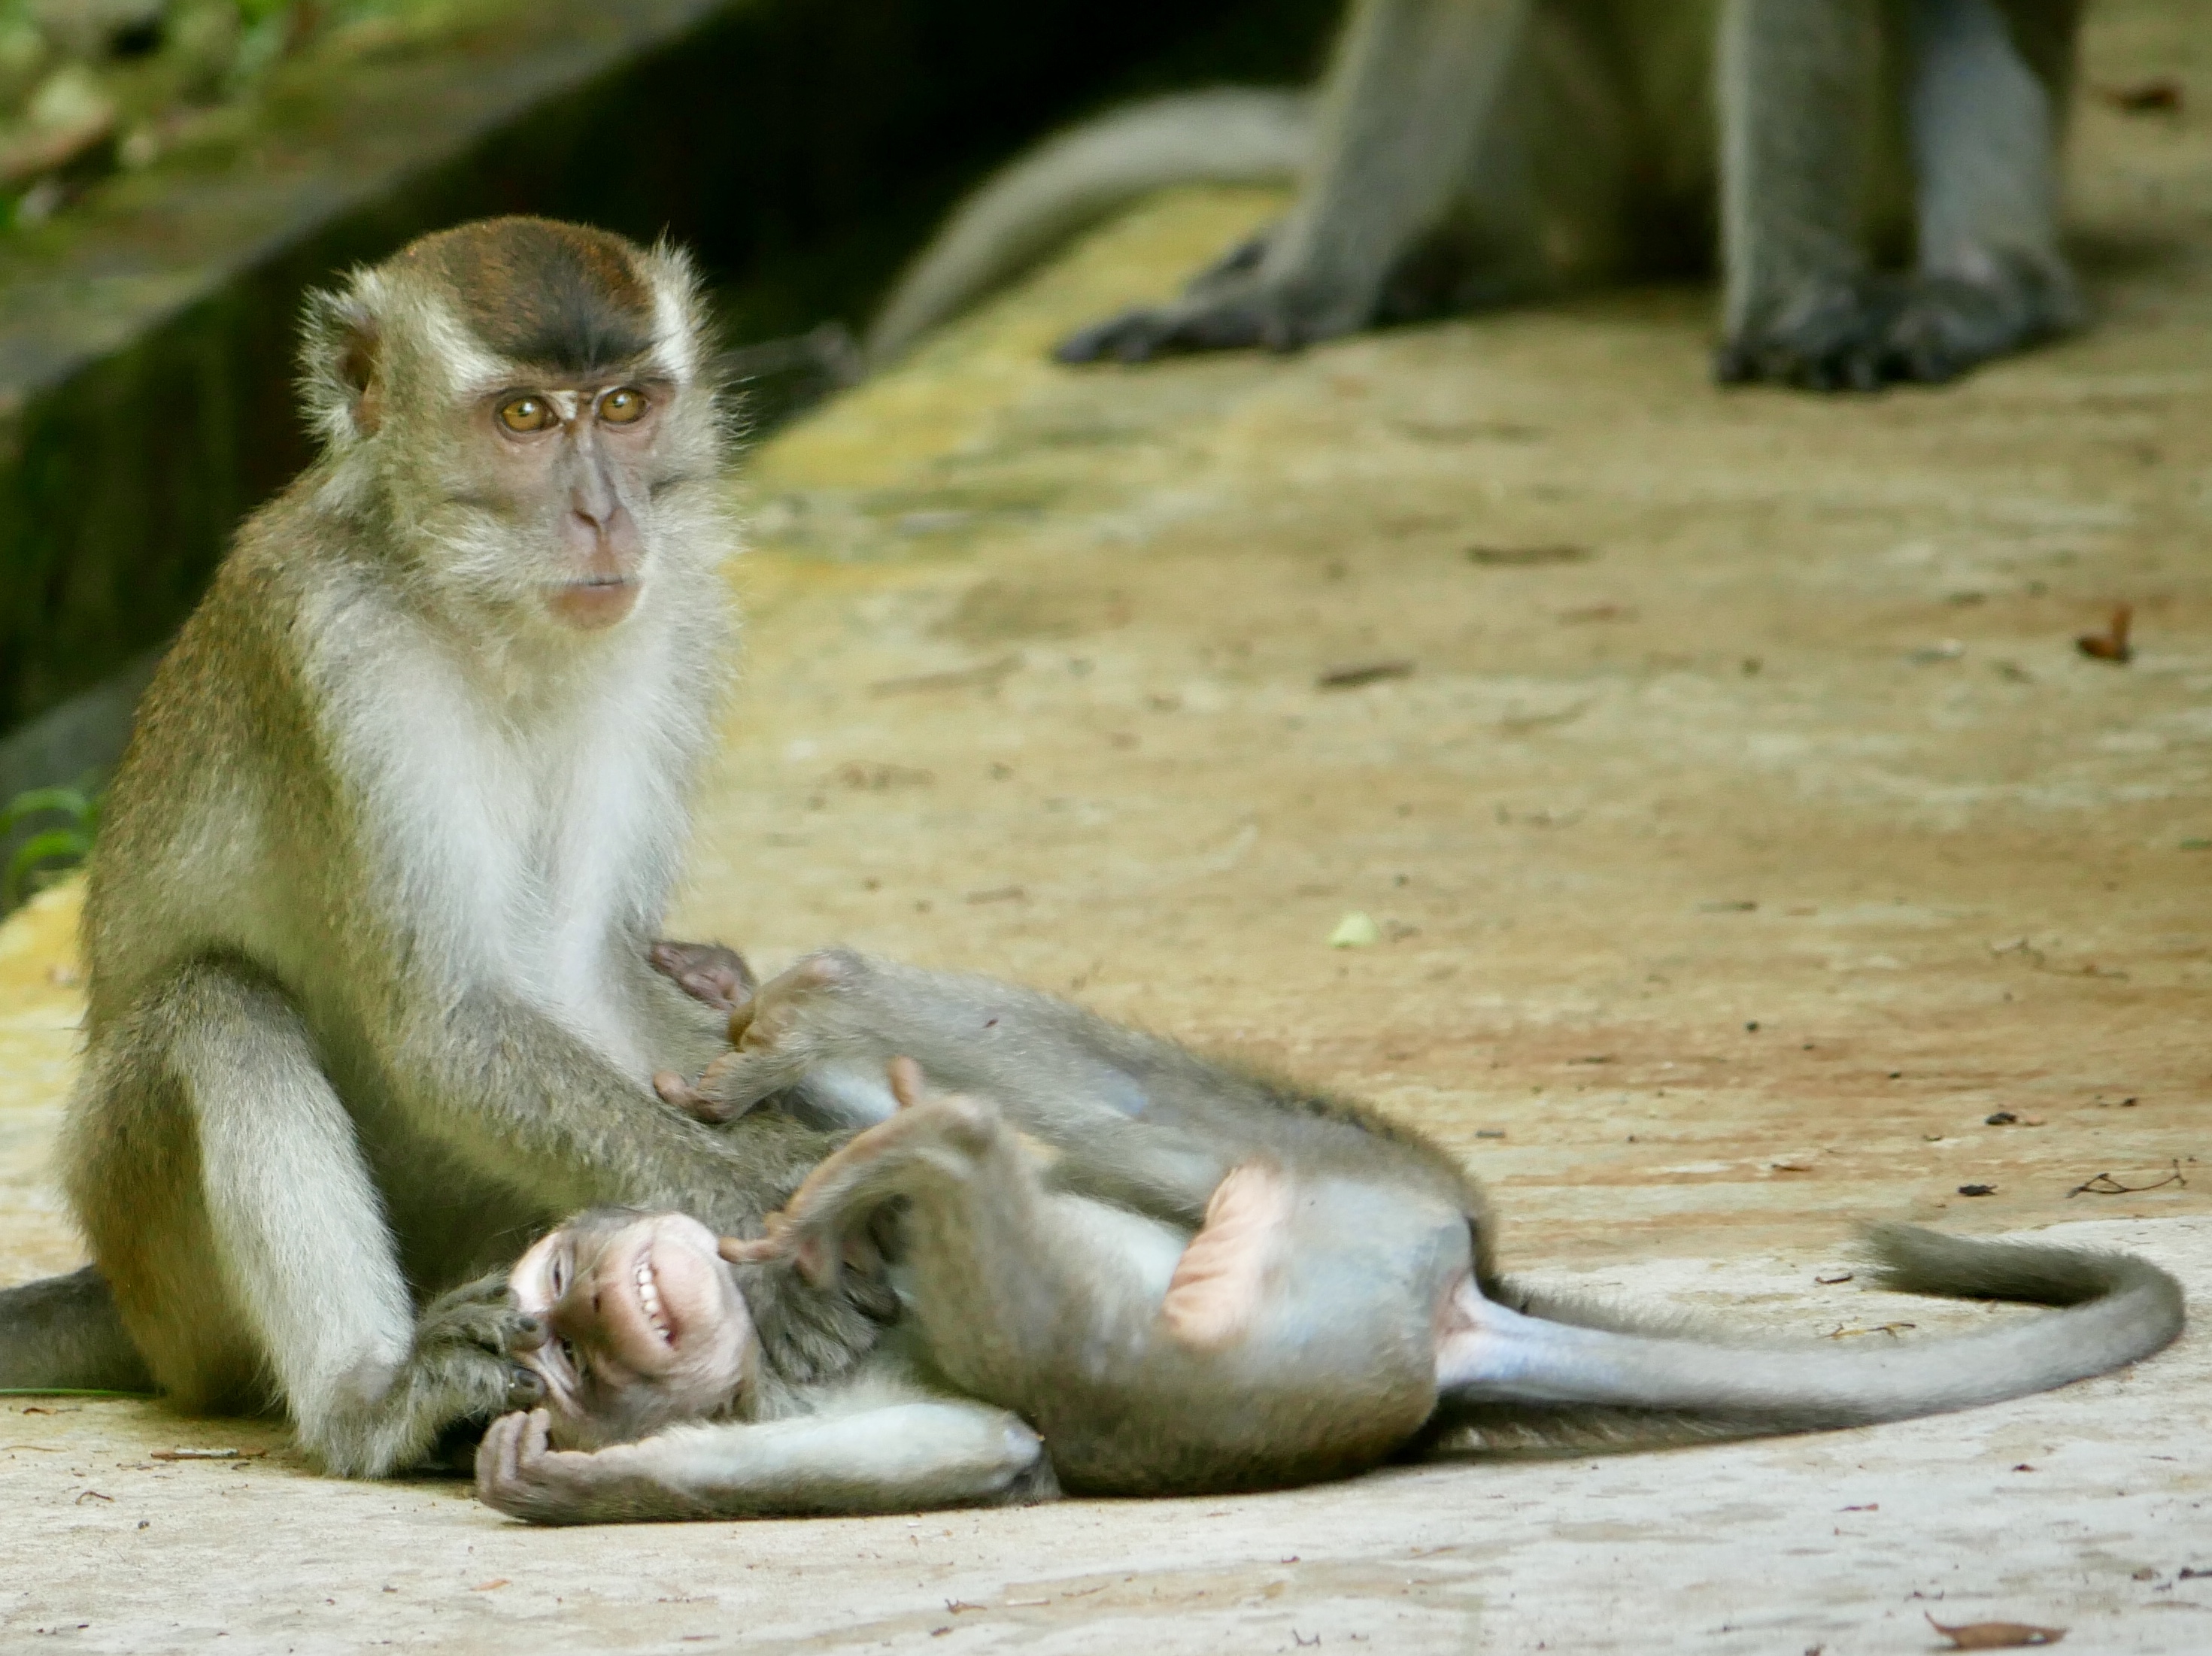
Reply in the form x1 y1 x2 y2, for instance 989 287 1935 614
0 1266 156 1394
1437 1226 2182 1432
863 88 1312 368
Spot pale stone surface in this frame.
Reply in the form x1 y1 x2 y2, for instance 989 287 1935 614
6 3 2211 1648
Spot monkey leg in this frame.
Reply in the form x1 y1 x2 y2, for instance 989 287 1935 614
0 1266 155 1394
1057 0 1540 362
672 953 1236 1225
743 1090 1179 1403
1713 0 1904 389
752 1093 1458 1493
62 960 530 1474
1884 0 2080 381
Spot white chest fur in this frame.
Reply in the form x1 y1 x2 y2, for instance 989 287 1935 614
316 602 699 1081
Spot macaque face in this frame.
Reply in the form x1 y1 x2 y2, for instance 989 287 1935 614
510 1209 755 1448
470 379 670 632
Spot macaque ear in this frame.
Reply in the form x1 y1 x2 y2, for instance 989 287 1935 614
297 276 386 447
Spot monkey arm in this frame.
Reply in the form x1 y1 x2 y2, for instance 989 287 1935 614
669 949 1237 1224
475 1402 1052 1525
1057 0 1534 360
396 984 845 1230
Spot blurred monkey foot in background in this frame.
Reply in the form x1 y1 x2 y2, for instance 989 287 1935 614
869 0 2085 391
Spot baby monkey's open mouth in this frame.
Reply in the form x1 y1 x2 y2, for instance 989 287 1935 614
633 1250 672 1345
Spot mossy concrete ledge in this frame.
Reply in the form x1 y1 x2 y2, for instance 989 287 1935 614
0 0 744 743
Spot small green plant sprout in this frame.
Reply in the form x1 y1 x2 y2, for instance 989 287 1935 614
2 779 100 906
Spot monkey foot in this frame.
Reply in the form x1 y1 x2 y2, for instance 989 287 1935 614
744 1080 1003 1287
663 949 866 1123
648 939 757 1013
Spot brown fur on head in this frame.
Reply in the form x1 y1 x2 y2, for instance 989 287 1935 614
291 215 729 636
297 217 705 444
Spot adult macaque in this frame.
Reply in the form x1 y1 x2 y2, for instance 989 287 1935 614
473 950 2181 1524
0 220 874 1476
869 1 2084 390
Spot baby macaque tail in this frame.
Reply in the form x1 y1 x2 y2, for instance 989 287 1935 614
1435 1225 2182 1442
0 1266 155 1394
863 88 1311 368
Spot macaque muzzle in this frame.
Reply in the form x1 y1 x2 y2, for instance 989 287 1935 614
508 1209 757 1448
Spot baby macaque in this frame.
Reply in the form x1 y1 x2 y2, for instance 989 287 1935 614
476 949 2183 1524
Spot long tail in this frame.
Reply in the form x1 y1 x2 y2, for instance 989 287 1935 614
0 1266 155 1394
864 87 1312 368
1437 1226 2183 1436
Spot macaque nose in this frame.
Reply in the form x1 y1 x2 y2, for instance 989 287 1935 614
569 492 640 557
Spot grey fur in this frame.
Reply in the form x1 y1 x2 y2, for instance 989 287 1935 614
0 1266 152 1394
874 0 2082 388
477 948 2183 1521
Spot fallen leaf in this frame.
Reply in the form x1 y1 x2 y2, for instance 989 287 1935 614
1926 1613 2065 1648
1328 911 1381 948
1957 1184 1997 1197
1467 543 1591 566
470 1579 510 1593
1317 659 1414 690
2097 77 2182 112
2075 605 2133 663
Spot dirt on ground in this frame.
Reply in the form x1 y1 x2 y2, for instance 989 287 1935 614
4 3 2210 1649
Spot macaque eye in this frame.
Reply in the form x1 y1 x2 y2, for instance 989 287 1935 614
597 387 647 425
497 395 556 433
557 1338 579 1374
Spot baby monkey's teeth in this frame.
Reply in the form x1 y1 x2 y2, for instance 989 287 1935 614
635 1256 671 1342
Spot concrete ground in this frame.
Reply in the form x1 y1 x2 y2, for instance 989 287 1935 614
5 4 2211 1649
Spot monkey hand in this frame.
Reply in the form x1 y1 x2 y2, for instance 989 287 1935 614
317 1272 550 1476
405 1272 551 1425
1054 251 1368 365
476 1409 676 1525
